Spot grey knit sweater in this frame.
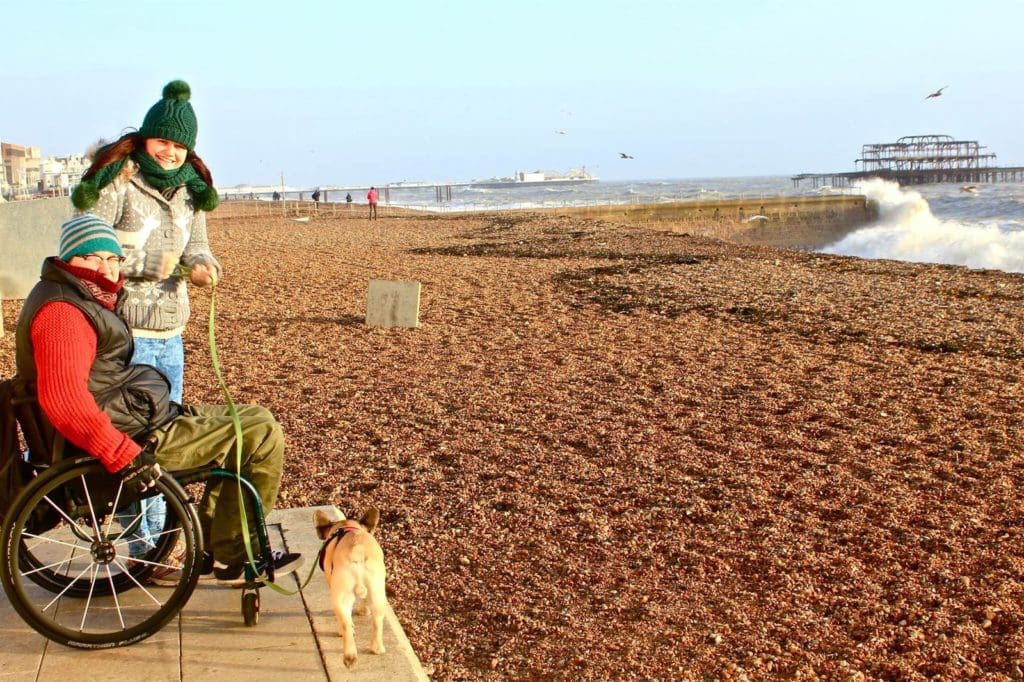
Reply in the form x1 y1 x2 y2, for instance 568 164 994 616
75 159 220 336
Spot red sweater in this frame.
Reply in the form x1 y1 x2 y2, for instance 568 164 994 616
30 302 141 472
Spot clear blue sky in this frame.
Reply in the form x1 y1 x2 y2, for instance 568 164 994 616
5 0 1022 187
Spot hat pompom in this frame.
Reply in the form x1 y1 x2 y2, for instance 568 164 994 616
193 185 220 212
71 180 99 210
162 80 191 102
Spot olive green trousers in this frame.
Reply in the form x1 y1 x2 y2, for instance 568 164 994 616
150 404 284 565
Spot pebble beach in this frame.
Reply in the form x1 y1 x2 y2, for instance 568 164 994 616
3 202 1023 679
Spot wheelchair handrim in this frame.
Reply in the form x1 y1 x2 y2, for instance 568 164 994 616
0 459 202 648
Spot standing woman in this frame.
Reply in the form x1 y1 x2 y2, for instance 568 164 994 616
73 79 220 405
72 80 221 568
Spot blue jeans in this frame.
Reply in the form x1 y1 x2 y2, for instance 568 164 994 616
120 497 169 558
119 334 185 556
131 335 184 404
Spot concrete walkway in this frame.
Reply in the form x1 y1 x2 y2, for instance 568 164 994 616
0 506 430 681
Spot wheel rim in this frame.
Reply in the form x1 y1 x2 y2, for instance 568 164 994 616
1 459 202 647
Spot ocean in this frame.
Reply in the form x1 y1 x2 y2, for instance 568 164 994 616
285 176 1024 275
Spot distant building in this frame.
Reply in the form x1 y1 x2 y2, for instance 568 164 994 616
2 142 42 198
2 142 36 188
1 143 87 198
39 154 88 194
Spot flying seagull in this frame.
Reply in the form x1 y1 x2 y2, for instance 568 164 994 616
556 130 567 135
925 86 947 99
619 152 634 159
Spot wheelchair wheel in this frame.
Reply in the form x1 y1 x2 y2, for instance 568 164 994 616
19 490 184 598
0 457 203 648
242 590 260 626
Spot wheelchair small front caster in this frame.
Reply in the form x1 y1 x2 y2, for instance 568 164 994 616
242 589 260 626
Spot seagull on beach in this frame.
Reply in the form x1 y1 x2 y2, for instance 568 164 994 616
925 86 947 99
619 152 634 159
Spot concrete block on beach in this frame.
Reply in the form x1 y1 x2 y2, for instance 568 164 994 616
366 279 421 328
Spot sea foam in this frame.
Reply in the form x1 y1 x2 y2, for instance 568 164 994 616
823 179 1024 274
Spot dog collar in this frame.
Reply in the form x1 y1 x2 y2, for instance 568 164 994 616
317 525 358 572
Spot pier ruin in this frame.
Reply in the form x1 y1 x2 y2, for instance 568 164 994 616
793 134 1024 188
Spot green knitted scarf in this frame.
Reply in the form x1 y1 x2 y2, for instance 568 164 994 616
72 151 219 212
131 150 199 190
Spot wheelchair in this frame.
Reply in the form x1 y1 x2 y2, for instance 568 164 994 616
0 378 274 649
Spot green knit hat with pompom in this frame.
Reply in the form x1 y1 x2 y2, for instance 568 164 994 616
72 79 219 213
139 80 198 150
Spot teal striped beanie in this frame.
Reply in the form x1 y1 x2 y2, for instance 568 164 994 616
59 214 122 261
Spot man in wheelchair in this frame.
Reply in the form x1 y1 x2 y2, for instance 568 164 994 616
12 214 302 585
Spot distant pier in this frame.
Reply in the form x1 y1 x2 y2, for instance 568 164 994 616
792 134 1024 188
792 166 1024 189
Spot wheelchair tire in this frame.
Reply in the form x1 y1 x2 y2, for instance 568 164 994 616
242 590 259 626
0 457 203 648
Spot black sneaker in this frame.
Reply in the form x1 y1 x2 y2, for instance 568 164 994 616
214 551 303 587
198 550 215 581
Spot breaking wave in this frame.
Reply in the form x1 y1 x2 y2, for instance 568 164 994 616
822 179 1024 273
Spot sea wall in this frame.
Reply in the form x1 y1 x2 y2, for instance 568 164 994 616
551 195 878 250
0 198 69 299
0 198 70 336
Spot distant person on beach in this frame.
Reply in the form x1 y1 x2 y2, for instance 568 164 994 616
312 188 321 204
367 186 378 220
346 192 353 208
72 80 221 580
272 191 281 201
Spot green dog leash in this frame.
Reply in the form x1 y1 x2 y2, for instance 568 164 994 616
188 266 317 594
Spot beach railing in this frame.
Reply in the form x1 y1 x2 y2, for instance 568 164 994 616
212 199 405 220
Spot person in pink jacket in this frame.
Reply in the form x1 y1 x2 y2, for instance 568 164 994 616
367 186 378 220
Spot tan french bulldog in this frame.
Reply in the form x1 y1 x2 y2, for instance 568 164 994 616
313 507 388 667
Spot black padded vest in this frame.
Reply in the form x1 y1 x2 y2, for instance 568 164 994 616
15 258 175 439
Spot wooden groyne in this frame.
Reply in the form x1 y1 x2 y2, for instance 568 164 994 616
548 195 878 250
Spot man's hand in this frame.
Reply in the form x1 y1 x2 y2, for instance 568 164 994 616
120 447 162 493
